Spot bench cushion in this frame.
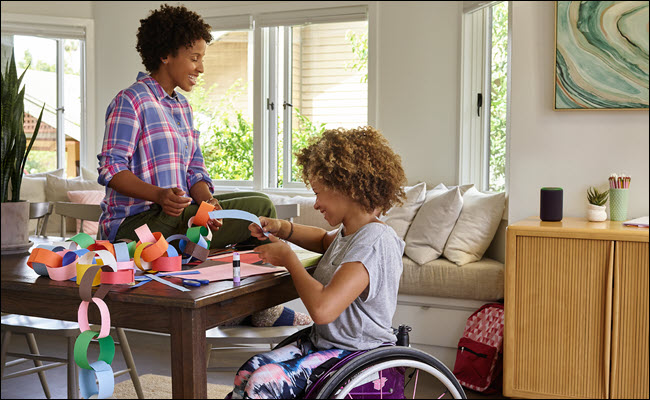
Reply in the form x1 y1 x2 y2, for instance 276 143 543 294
399 256 504 301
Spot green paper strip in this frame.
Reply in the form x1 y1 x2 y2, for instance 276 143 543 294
74 330 115 370
69 232 96 249
186 226 208 243
127 241 136 258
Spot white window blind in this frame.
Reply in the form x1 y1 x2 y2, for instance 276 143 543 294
257 5 367 27
1 22 85 40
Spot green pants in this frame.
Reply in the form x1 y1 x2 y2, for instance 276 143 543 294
115 192 276 249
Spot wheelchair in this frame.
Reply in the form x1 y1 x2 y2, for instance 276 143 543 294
272 325 467 399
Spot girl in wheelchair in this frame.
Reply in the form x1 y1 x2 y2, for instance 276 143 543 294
230 126 408 399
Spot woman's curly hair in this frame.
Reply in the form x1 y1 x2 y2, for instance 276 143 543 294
295 126 407 216
136 4 212 73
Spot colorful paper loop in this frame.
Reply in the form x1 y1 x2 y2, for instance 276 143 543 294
133 243 153 271
135 224 156 244
113 242 131 262
74 330 115 370
76 263 102 286
68 232 96 249
141 232 169 262
192 201 216 227
79 360 115 399
101 268 135 285
150 255 182 272
78 265 114 301
78 297 111 338
27 248 63 271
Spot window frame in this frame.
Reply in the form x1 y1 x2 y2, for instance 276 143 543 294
1 12 95 176
203 6 370 194
458 1 511 193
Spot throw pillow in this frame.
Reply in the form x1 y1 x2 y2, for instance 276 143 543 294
423 183 473 202
9 168 65 202
45 174 104 234
443 187 506 266
25 168 66 178
404 186 463 265
80 166 100 182
447 183 474 195
379 182 426 240
67 190 105 236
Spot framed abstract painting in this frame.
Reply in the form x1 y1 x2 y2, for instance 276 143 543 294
554 1 649 110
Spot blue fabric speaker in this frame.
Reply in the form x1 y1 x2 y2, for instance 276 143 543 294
540 187 563 221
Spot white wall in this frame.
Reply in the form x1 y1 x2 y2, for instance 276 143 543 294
90 1 463 189
375 2 461 187
0 1 93 19
509 2 649 224
3 1 648 224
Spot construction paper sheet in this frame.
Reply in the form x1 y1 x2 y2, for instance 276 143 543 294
172 263 287 282
209 251 264 264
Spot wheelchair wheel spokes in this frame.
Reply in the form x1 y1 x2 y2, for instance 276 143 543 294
314 347 466 399
404 366 458 399
328 360 462 399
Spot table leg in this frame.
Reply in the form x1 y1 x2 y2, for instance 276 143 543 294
170 308 207 399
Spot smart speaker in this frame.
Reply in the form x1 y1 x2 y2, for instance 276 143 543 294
540 187 563 221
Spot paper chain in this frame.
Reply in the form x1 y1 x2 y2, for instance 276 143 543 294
24 201 222 399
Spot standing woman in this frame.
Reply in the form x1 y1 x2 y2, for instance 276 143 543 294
97 4 275 248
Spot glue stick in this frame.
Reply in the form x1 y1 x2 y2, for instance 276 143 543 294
233 252 240 286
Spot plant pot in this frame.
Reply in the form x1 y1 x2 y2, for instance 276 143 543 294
587 204 607 222
1 201 31 252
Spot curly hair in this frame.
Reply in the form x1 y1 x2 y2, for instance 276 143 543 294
295 126 407 216
136 4 212 73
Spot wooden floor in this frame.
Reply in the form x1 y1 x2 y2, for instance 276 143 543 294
1 327 504 399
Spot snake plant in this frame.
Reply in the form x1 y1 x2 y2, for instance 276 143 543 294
587 186 609 206
1 50 44 202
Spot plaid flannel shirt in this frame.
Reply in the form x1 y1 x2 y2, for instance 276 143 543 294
97 72 213 241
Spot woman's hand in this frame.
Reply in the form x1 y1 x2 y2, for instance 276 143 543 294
249 216 282 240
254 234 297 266
157 188 192 217
206 198 223 231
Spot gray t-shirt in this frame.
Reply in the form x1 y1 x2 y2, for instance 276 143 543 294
309 222 405 350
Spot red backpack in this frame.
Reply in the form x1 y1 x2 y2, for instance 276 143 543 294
452 302 504 394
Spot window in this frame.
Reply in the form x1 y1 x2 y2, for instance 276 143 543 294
185 7 368 191
1 17 90 178
459 1 510 192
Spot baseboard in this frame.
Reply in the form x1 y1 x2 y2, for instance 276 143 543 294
408 343 458 371
394 295 487 350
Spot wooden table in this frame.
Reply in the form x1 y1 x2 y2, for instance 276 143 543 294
1 247 318 398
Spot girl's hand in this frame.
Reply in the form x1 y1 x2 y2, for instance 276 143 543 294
254 234 297 266
249 216 282 240
158 187 192 217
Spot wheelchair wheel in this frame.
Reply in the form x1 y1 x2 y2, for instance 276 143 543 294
313 346 466 399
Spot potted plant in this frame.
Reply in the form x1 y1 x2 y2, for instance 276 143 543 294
1 50 44 252
586 186 608 222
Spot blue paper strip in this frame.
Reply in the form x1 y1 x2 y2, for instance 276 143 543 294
79 360 114 399
208 210 269 236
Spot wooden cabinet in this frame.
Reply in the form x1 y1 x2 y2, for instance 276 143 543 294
504 217 649 399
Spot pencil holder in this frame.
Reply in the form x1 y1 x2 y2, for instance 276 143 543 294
609 188 629 221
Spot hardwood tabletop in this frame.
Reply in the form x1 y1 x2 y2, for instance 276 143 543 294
1 240 321 398
1 244 320 333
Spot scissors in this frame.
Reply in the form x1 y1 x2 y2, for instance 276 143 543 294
181 278 210 287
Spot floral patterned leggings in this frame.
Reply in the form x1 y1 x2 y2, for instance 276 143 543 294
230 337 351 399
